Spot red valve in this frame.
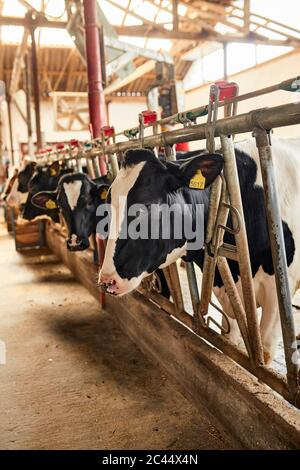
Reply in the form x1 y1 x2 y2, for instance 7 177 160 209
46 147 52 153
176 142 190 152
56 143 65 150
140 110 157 125
210 81 239 102
102 126 115 138
70 139 79 147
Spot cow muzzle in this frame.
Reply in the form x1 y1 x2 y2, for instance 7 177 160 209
66 234 87 251
98 270 143 296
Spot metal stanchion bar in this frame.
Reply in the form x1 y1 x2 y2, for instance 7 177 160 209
35 102 300 163
163 263 185 320
113 76 300 138
254 128 300 404
89 102 300 157
220 134 264 366
217 256 253 360
196 177 223 326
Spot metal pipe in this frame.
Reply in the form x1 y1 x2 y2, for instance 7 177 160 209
186 262 199 317
217 256 253 360
196 176 227 328
113 75 300 137
92 156 100 178
30 28 42 151
86 155 96 179
254 128 300 404
223 42 228 81
163 263 185 318
220 134 264 366
6 94 15 166
24 51 34 157
83 0 107 176
92 102 300 156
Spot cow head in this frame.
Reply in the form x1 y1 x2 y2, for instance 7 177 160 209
17 161 36 193
28 161 62 195
98 148 223 296
21 161 75 221
32 173 109 251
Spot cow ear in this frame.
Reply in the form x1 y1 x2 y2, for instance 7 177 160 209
167 153 223 190
91 176 110 202
31 191 58 210
49 161 60 177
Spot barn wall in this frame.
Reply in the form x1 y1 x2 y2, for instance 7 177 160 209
3 96 146 165
185 50 300 147
107 99 147 134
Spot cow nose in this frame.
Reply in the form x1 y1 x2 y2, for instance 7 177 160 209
98 273 119 295
66 234 83 250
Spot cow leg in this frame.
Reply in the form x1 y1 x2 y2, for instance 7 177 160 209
214 285 244 349
222 316 244 348
260 300 281 365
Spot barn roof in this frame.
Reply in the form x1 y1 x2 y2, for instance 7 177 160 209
0 0 300 97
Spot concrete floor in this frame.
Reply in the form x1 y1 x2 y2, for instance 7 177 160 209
0 215 229 450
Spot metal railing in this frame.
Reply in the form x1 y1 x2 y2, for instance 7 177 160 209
37 77 300 407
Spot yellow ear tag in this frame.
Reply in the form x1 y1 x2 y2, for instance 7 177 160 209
100 188 108 201
45 199 57 210
189 170 206 189
50 168 57 176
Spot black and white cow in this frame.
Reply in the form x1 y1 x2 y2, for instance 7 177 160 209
31 171 171 298
97 139 300 364
32 172 110 250
22 161 73 221
17 161 37 193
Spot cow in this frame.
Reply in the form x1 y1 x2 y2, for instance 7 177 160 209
32 172 110 250
4 159 36 208
6 175 28 208
97 139 300 365
31 172 171 298
21 161 73 222
17 161 37 193
0 167 20 202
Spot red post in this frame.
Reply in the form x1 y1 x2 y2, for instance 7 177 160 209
83 0 107 176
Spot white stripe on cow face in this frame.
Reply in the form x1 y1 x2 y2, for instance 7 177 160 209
100 162 146 283
63 180 82 210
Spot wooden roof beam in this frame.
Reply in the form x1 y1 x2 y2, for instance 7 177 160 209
9 28 30 96
0 16 67 29
228 3 300 36
114 25 300 47
104 60 155 95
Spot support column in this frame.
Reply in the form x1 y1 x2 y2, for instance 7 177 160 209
173 0 178 31
244 0 250 34
83 0 107 176
24 52 34 158
6 94 15 166
30 27 42 151
223 42 228 81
